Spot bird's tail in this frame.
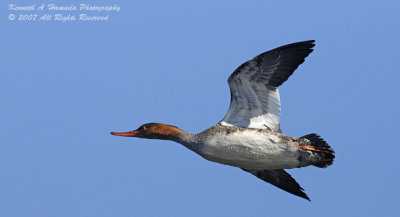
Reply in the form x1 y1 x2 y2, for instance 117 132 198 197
298 134 335 168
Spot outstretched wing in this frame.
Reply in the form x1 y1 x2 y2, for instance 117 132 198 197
242 168 310 200
221 40 315 132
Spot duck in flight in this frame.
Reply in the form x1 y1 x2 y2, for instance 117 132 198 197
111 40 334 200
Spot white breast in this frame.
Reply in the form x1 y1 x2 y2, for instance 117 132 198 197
198 131 300 170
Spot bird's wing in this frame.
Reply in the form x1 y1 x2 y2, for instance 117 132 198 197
242 168 310 200
220 40 315 132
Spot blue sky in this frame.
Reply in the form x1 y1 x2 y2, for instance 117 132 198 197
2 0 399 216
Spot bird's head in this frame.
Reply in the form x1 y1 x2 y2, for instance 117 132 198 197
111 123 182 140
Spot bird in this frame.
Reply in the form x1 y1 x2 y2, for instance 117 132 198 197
111 40 334 200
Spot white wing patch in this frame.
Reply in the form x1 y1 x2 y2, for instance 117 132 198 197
248 85 280 129
221 77 281 131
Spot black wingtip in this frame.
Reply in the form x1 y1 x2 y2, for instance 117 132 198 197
291 187 310 201
298 40 315 45
279 40 316 52
277 40 316 49
304 40 316 49
242 169 312 201
301 192 311 201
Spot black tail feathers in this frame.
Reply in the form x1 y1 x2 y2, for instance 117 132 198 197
299 134 335 168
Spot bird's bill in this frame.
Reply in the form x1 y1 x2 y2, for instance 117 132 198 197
110 131 139 137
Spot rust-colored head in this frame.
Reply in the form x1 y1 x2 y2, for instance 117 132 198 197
111 123 182 140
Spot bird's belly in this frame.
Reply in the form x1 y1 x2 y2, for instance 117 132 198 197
198 132 300 170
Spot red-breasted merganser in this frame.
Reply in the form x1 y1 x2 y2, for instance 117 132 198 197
111 40 334 200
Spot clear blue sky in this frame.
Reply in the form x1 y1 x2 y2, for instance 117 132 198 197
2 0 399 216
